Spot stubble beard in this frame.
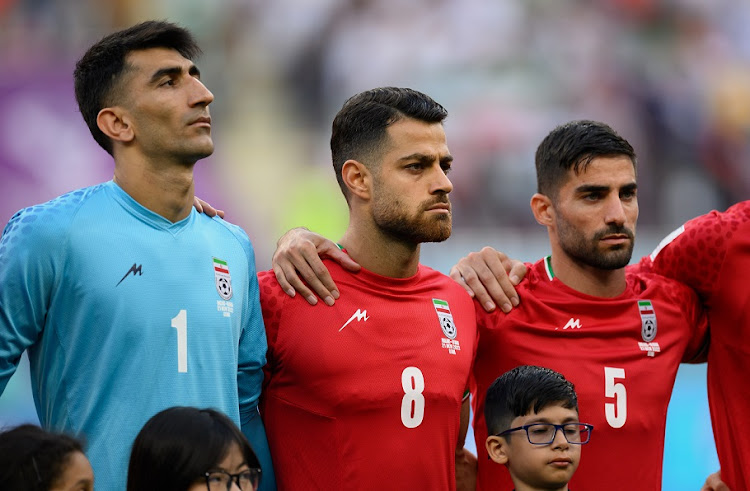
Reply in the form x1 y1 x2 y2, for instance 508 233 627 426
557 219 635 270
372 195 452 245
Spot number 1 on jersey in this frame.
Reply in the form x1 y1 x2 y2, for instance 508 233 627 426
171 310 188 373
401 367 425 428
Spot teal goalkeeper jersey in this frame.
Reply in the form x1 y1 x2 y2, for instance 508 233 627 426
0 181 273 490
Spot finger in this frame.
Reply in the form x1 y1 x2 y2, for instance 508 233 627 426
494 258 524 307
202 200 218 217
453 259 496 313
272 264 297 298
276 258 320 305
193 197 204 213
449 266 475 298
322 244 361 273
297 247 337 305
216 208 225 219
508 260 527 285
466 249 521 313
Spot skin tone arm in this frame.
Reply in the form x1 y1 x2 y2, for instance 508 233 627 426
272 227 360 306
700 471 729 491
455 397 477 491
448 246 526 313
271 228 526 309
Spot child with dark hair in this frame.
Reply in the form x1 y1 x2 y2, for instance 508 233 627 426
484 365 593 491
127 406 261 491
0 424 93 491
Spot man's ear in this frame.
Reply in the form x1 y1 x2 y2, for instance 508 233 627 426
485 435 510 465
97 107 134 144
530 193 554 227
341 159 371 201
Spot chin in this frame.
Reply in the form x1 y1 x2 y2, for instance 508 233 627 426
189 145 215 161
420 226 452 243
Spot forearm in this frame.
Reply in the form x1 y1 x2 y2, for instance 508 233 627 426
241 407 277 491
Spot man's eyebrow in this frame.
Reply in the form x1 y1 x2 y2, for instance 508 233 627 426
149 64 200 84
397 153 454 163
574 184 609 194
575 181 637 194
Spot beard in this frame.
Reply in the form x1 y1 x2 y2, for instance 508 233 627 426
556 218 635 270
372 193 452 244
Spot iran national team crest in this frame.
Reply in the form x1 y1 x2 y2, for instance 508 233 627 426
213 257 233 300
433 298 457 339
638 300 657 342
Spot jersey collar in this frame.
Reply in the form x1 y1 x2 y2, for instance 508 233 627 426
544 255 555 280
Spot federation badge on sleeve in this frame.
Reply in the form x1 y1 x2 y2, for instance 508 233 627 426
638 300 657 342
433 298 457 339
213 257 233 300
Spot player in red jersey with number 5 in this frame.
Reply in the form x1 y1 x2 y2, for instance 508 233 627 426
463 120 708 490
258 87 477 490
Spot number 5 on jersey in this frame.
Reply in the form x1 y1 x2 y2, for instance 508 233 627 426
401 367 425 428
604 366 626 428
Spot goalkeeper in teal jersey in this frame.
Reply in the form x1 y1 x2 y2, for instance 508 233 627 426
0 21 275 490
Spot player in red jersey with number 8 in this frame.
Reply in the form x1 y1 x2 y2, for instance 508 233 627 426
257 87 477 490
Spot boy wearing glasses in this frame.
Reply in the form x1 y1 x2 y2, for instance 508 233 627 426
484 365 592 491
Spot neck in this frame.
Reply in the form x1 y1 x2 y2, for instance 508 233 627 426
112 153 196 223
339 218 421 278
548 244 627 298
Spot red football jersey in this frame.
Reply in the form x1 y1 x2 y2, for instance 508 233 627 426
472 257 708 491
259 260 477 490
637 200 750 490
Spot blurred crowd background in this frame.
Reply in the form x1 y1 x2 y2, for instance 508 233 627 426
2 0 747 488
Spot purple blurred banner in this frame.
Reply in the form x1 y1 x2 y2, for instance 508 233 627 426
0 67 112 225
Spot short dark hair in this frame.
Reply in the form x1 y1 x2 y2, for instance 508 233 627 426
485 365 578 436
74 20 202 155
0 424 86 491
127 407 261 491
330 87 448 201
535 120 636 199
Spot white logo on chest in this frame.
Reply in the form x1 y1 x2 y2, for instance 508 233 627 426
556 318 582 330
339 309 369 332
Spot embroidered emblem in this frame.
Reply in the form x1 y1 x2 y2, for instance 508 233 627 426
639 300 657 342
213 257 233 300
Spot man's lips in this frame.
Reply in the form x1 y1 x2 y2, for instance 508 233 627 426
189 116 211 127
600 234 630 244
426 203 451 212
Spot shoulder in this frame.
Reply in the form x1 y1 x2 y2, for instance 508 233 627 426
417 264 474 301
257 269 291 314
627 270 700 306
258 269 281 292
650 201 750 259
199 215 257 263
1 184 106 250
